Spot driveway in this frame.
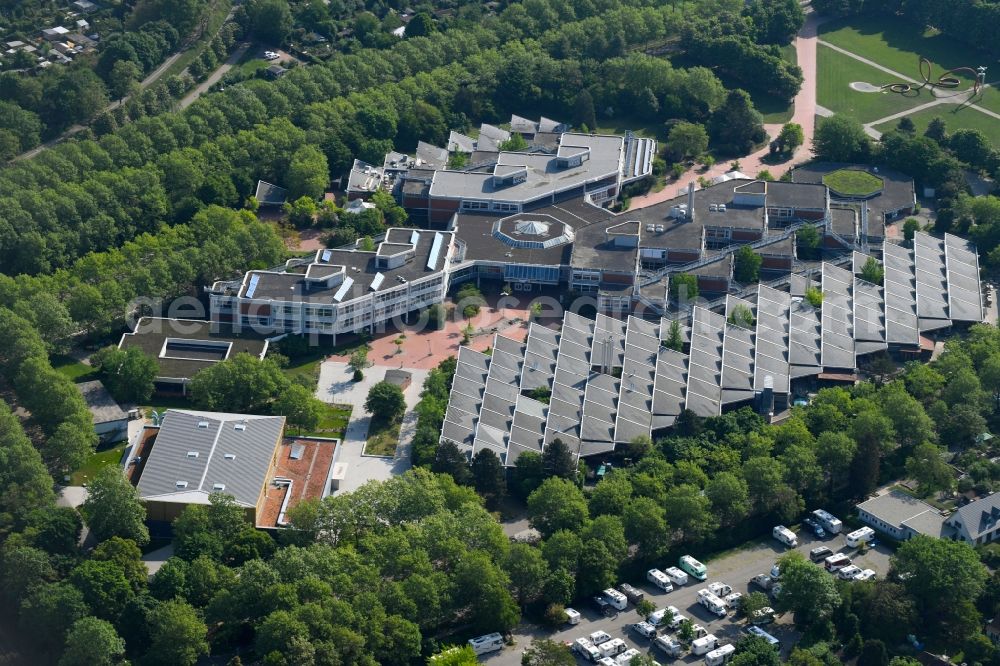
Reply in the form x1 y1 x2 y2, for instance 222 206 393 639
142 542 174 576
57 486 88 508
485 527 892 665
316 361 428 495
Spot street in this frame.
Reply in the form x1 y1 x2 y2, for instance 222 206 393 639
484 526 892 664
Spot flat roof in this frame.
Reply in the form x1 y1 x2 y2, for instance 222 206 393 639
792 162 914 217
119 318 270 382
428 133 625 203
77 380 128 425
857 490 944 535
137 409 285 508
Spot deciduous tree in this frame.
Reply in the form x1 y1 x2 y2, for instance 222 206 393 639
81 466 149 546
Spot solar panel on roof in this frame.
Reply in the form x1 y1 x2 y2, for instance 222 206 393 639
246 274 260 298
333 276 354 302
427 232 444 270
321 249 332 262
370 273 385 291
289 444 305 460
410 230 421 245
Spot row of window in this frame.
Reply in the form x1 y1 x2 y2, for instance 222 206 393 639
461 200 520 213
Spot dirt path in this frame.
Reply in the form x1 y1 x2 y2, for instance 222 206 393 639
629 10 821 209
179 41 250 110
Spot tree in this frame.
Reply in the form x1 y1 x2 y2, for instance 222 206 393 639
744 0 805 44
925 117 948 143
670 273 699 302
668 122 709 160
902 218 921 244
365 381 406 421
521 638 575 666
506 542 549 606
777 122 804 153
897 117 916 134
70 559 135 621
429 645 478 664
283 196 318 227
858 640 888 666
432 439 472 485
498 133 529 152
59 617 125 666
709 90 766 155
891 536 988 618
664 484 718 543
542 438 577 480
90 345 158 403
286 145 329 200
145 599 208 666
527 477 589 538
775 552 840 625
732 634 780 666
813 115 871 162
905 442 953 494
272 384 323 433
705 471 751 526
734 245 763 283
664 320 683 351
572 90 597 132
19 582 89 647
471 449 506 506
950 129 994 170
81 466 149 546
740 591 771 619
109 60 142 102
247 0 293 45
349 347 369 381
860 257 884 285
189 353 287 413
797 225 821 260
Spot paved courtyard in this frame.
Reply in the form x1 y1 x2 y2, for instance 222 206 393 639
316 361 428 495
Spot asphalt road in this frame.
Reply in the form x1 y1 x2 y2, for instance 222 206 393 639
483 527 892 664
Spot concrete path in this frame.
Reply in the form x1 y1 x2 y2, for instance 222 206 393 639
316 361 429 495
179 42 250 110
630 9 822 208
142 543 174 576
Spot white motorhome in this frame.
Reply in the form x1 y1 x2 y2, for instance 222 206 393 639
564 607 581 625
589 630 612 645
647 568 674 592
812 509 843 534
654 635 683 657
705 643 736 666
772 525 798 547
616 648 642 665
664 566 689 586
599 638 628 659
692 634 719 655
573 638 602 662
846 526 875 548
707 581 733 598
468 633 504 656
697 589 728 617
679 555 707 580
602 587 628 610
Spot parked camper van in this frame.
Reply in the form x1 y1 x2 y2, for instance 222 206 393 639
599 638 628 659
589 630 612 645
631 621 657 639
708 581 733 598
468 633 504 656
846 526 875 548
564 607 581 625
772 525 798 548
745 626 780 647
602 588 628 611
697 589 728 617
654 635 683 657
616 648 642 665
692 634 719 656
705 643 736 666
647 568 674 592
664 566 689 586
824 553 852 572
680 555 708 581
573 638 602 662
618 582 645 604
750 573 775 591
812 509 843 534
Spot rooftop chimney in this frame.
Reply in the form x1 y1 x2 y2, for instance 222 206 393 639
687 183 696 222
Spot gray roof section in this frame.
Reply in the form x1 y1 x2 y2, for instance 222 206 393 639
883 241 920 345
137 410 285 507
77 380 128 425
857 490 946 537
952 492 1000 540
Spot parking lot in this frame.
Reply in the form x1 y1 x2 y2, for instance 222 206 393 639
484 526 892 664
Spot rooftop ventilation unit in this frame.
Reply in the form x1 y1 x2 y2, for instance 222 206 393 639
197 421 209 428
186 451 199 458
234 422 246 431
176 481 188 488
224 453 236 460
212 483 226 491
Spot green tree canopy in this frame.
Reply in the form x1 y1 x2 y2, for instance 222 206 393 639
189 353 287 413
90 345 159 403
365 380 406 421
81 466 149 546
59 617 125 666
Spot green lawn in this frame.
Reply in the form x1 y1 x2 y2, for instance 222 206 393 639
235 57 269 76
364 415 401 457
71 442 126 485
51 354 96 383
817 43 928 123
282 350 326 387
875 105 1000 145
822 168 884 196
140 395 194 418
593 114 668 142
291 403 351 440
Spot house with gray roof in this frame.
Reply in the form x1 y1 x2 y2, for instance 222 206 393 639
136 409 285 523
77 380 128 443
947 492 1000 545
856 490 948 541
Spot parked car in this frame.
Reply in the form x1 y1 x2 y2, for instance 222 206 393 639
803 517 826 538
601 588 628 610
809 546 833 562
593 596 615 617
618 583 645 604
679 555 708 581
691 634 719 656
772 525 798 548
663 566 688 586
769 583 782 599
264 50 279 60
631 622 657 639
615 648 642 666
598 638 628 659
691 624 709 639
837 565 863 581
573 638 602 662
468 633 504 656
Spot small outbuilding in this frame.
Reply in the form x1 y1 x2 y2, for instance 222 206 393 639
77 380 129 443
384 368 412 391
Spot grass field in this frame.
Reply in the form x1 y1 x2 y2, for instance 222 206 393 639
817 43 929 123
364 415 401 457
292 403 351 440
51 355 96 383
822 168 884 196
875 105 1000 145
71 442 126 485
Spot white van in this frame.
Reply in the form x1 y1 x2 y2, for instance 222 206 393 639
846 526 875 548
599 638 628 659
664 566 689 586
565 607 581 625
812 509 843 534
772 525 798 547
697 589 727 617
468 633 504 656
654 635 683 657
692 634 719 656
647 568 674 592
573 638 602 662
602 587 628 610
705 643 736 666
